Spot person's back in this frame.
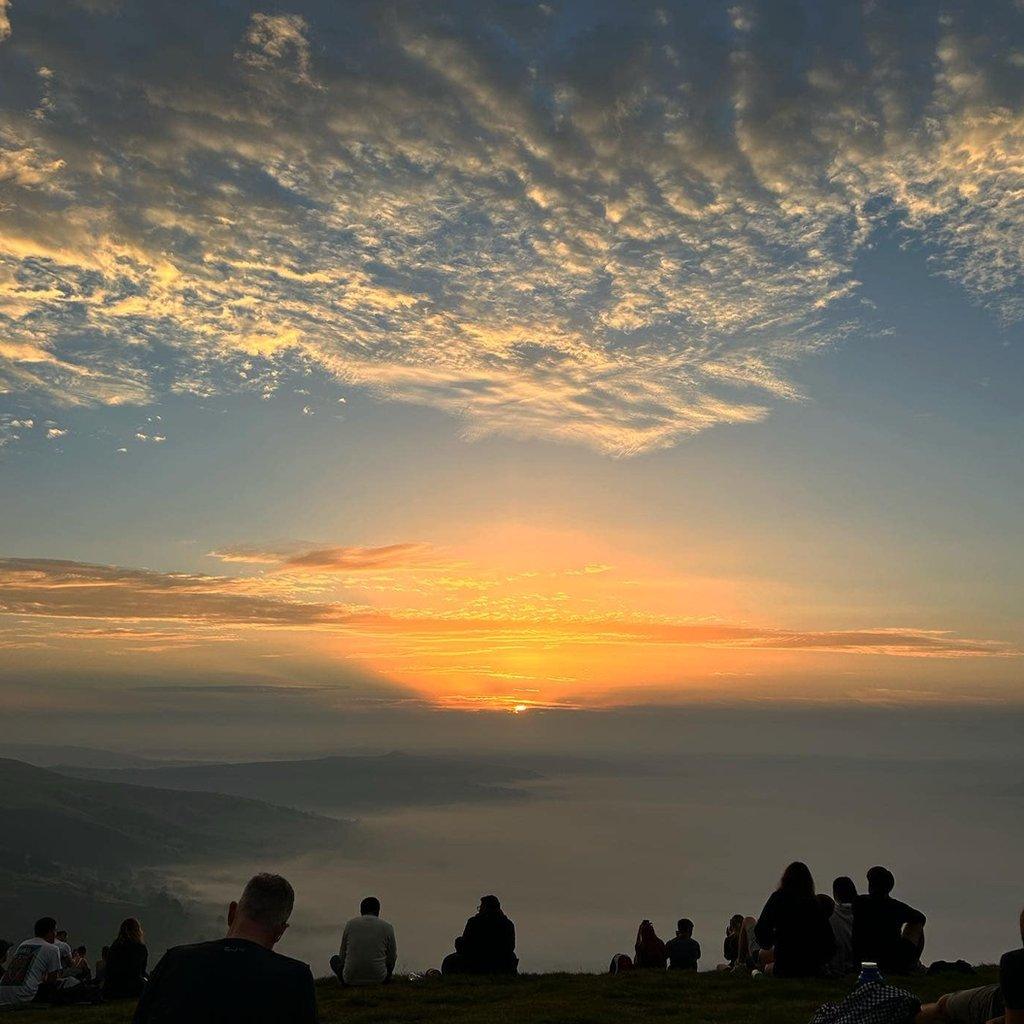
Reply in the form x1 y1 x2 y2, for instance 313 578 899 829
634 920 667 970
133 873 316 1024
0 919 63 1008
755 863 836 977
331 897 396 986
462 895 517 975
853 867 926 973
665 920 700 971
104 919 148 1000
827 877 857 977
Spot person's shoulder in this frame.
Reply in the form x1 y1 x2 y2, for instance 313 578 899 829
1001 948 1024 972
264 949 314 981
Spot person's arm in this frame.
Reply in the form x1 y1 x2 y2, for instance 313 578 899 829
1000 950 1024 1024
695 941 701 962
131 951 168 1024
385 925 397 980
337 924 349 976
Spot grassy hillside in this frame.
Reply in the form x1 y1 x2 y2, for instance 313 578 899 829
10 968 999 1024
0 757 353 872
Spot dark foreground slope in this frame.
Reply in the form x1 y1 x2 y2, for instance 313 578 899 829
11 968 1000 1024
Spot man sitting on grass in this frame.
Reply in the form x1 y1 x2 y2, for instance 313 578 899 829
133 873 316 1024
666 919 701 971
854 866 927 974
330 896 397 987
916 908 1024 1024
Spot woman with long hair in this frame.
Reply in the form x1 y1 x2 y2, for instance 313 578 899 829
633 919 668 970
101 918 148 1000
751 862 836 977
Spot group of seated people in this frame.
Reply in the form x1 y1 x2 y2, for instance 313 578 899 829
0 868 1020 1024
0 916 148 1009
609 918 702 972
718 863 927 979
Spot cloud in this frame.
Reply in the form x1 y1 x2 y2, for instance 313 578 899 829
0 556 1014 660
0 1 1022 452
208 542 433 572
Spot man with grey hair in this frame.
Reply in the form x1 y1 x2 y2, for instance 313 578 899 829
133 873 317 1023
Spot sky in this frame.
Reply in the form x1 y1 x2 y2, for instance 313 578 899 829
1 0 1023 735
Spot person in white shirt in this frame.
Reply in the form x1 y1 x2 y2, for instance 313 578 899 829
0 917 65 1008
828 876 858 977
330 897 397 986
54 930 74 972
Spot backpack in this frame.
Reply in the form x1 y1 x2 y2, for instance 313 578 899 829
810 982 921 1024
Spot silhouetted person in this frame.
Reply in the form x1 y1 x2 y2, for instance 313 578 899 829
828 876 858 977
441 937 468 975
71 945 92 983
95 945 110 987
133 873 316 1024
103 918 148 1000
723 915 744 967
460 895 518 975
54 929 73 971
634 920 667 969
330 896 396 986
666 919 701 971
916 907 1024 1024
754 861 836 977
853 866 926 974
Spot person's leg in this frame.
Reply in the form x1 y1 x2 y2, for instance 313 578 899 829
735 918 757 971
918 985 999 1024
329 954 347 987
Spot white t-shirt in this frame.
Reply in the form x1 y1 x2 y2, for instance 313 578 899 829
337 915 397 985
0 937 63 1006
55 939 73 969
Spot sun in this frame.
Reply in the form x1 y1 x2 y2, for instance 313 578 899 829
511 703 529 715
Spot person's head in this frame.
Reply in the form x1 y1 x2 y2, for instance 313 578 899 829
779 861 815 899
833 876 858 904
55 930 68 942
227 873 295 949
637 919 657 941
479 895 501 914
360 896 380 917
676 919 694 938
34 918 57 943
866 866 895 896
75 945 87 957
118 918 144 945
728 914 744 934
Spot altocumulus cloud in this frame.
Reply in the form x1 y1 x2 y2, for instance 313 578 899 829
0 1 1023 453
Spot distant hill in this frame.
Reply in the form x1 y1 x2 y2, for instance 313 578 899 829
0 757 354 873
59 751 540 815
0 743 165 769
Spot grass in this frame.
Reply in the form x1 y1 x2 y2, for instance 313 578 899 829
13 967 998 1024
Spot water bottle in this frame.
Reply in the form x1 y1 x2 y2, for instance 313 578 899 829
857 962 884 986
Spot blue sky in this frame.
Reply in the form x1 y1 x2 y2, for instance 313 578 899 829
1 0 1022 726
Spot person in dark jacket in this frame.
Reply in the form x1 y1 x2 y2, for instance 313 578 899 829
853 866 927 974
665 919 701 971
102 918 148 1000
460 895 518 975
754 862 836 977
